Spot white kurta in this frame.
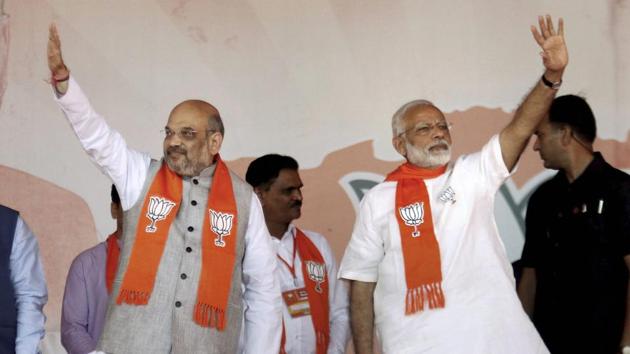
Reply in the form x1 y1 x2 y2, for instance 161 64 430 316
272 225 349 354
339 135 548 354
54 76 282 353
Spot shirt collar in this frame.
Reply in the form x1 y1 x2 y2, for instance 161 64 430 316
561 152 606 188
198 162 217 178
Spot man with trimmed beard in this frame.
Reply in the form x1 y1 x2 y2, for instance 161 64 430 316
245 154 350 354
47 24 281 353
339 15 568 353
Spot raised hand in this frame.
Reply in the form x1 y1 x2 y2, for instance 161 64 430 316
47 23 69 81
531 15 568 74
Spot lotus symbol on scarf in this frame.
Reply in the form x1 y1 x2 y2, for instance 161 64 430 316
145 196 176 232
209 210 233 247
399 202 424 237
306 261 326 293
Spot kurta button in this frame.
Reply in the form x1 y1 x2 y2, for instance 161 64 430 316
175 301 182 308
181 273 187 280
193 179 199 185
188 226 194 232
186 247 192 253
191 200 197 206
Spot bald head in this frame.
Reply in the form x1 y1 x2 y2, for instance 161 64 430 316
163 99 224 176
169 99 224 136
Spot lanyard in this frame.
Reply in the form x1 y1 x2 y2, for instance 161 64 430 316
277 236 298 281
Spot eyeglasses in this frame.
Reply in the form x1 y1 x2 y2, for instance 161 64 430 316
399 121 452 137
161 127 217 141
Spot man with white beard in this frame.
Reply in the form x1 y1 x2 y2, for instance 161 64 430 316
339 15 568 354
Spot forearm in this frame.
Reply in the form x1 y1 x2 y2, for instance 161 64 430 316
500 15 567 171
54 76 149 209
516 267 537 318
499 75 560 171
511 73 560 137
350 280 376 354
54 76 128 165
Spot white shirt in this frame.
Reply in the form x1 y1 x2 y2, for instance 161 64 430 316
272 225 349 354
54 76 282 353
339 135 548 354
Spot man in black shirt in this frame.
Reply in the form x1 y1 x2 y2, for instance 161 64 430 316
518 95 630 354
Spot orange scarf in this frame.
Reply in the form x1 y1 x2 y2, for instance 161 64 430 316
385 162 447 315
116 156 238 330
295 228 329 354
105 232 120 294
278 229 330 354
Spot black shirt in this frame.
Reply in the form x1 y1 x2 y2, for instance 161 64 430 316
521 152 630 354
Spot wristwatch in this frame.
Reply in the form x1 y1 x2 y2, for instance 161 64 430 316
541 74 562 90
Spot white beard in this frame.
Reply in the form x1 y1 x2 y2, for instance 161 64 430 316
406 139 451 168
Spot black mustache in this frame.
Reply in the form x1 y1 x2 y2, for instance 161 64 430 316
291 201 302 208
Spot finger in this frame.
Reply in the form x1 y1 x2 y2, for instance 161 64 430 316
538 15 549 38
50 24 61 47
531 26 544 46
48 24 54 43
546 14 555 36
557 17 564 36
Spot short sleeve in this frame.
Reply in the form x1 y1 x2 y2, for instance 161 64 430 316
338 190 385 282
458 134 513 194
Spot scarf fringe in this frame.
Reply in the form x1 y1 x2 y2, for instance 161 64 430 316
194 302 225 330
405 282 445 315
315 330 330 354
116 289 150 305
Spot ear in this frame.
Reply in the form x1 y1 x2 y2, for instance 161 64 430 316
208 132 223 156
392 136 407 158
560 126 573 146
253 187 265 205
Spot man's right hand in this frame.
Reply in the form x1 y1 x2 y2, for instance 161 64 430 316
47 23 69 94
530 15 568 82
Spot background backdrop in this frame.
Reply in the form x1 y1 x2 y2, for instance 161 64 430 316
1 0 630 352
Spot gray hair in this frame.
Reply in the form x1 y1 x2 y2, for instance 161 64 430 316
391 99 435 137
209 114 225 136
